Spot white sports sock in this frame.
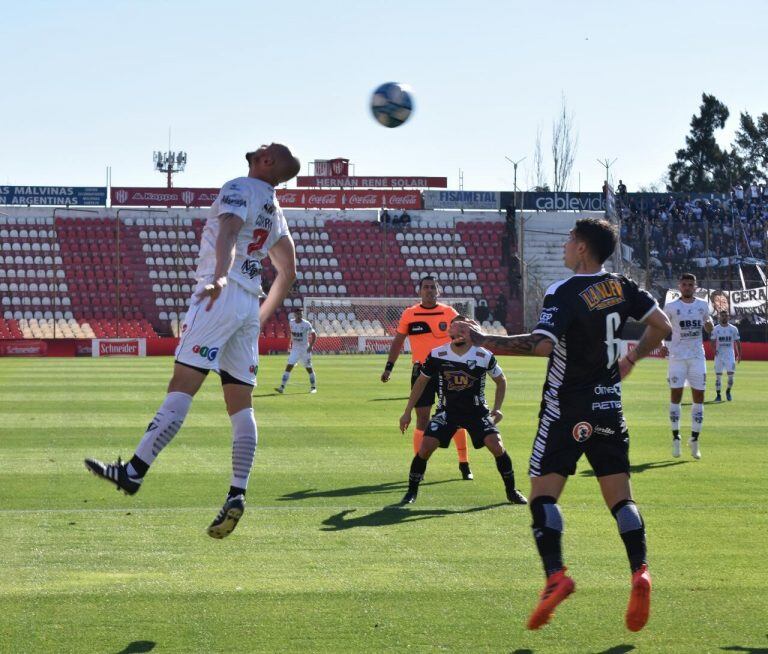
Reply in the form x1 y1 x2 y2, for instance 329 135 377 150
691 403 704 435
669 403 681 432
727 372 734 389
309 371 317 386
280 371 291 387
715 373 722 392
230 407 258 490
134 392 193 466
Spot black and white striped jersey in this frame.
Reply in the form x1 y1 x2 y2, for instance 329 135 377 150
420 344 503 415
532 271 657 420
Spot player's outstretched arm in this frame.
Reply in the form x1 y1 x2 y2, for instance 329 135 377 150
454 321 554 357
382 332 407 382
489 373 506 424
618 308 671 379
195 213 244 310
399 374 430 433
259 235 297 325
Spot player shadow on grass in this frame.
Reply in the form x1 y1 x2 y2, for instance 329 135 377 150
320 503 507 531
278 479 459 501
579 460 688 477
721 636 768 653
114 641 156 654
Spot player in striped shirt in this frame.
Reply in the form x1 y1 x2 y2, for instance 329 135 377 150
381 276 473 480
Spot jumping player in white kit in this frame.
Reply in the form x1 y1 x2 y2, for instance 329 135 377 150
661 273 713 459
711 310 741 402
275 307 317 394
85 143 300 538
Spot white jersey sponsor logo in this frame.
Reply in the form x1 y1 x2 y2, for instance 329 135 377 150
195 177 290 295
290 320 314 350
664 298 709 360
712 323 740 356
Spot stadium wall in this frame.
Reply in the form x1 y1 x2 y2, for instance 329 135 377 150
2 338 768 360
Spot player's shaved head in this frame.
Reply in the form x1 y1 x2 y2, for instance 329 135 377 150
246 142 301 185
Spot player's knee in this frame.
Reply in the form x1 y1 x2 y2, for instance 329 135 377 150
418 438 439 459
285 365 294 372
611 499 644 532
485 435 504 456
530 495 563 531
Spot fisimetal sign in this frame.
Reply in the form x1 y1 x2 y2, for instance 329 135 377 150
296 176 447 188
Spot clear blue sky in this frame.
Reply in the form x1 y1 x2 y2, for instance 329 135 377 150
1 0 766 193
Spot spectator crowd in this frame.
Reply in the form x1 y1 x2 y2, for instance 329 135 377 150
619 183 768 287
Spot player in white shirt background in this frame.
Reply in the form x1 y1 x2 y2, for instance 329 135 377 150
86 143 300 539
275 307 318 393
661 273 713 459
711 310 741 402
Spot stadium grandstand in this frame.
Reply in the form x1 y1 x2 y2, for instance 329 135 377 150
1 181 766 350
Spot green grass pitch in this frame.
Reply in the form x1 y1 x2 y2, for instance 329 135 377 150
1 355 766 653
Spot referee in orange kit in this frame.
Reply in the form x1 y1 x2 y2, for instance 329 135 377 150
381 276 472 479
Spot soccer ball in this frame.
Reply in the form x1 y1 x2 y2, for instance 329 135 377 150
370 82 414 128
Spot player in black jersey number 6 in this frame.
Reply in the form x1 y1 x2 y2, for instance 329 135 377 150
398 316 528 506
454 218 671 633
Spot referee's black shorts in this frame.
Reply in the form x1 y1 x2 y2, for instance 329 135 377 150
411 363 437 408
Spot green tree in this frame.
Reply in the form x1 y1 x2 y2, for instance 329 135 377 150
733 111 768 182
668 93 732 192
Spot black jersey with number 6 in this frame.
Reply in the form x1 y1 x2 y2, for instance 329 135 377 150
532 271 657 421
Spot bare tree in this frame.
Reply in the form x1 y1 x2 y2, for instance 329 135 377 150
532 126 549 191
551 94 578 192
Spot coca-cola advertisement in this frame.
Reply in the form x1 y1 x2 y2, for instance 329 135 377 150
296 176 446 188
276 189 421 209
111 187 220 207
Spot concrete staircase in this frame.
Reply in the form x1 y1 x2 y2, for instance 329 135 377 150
520 211 611 323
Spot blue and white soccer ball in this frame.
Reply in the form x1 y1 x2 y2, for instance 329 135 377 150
370 82 414 128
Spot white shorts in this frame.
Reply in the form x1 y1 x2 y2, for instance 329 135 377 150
714 353 736 374
175 280 260 385
668 358 706 390
287 348 313 367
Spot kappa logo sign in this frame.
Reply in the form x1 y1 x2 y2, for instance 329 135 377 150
192 344 219 361
572 421 593 442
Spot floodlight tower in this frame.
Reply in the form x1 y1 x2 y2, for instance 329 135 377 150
153 150 187 188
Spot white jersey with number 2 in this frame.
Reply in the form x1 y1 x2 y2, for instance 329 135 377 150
196 176 289 295
664 298 709 360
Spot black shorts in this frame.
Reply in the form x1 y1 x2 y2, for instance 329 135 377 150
411 363 437 408
424 409 499 449
528 414 629 478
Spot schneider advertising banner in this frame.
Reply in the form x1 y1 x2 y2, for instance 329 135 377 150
0 186 107 206
423 190 500 210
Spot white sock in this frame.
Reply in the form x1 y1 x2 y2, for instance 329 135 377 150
727 372 734 390
280 371 290 387
133 392 192 467
230 407 258 490
715 374 722 392
691 403 703 436
309 371 316 386
669 403 681 433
